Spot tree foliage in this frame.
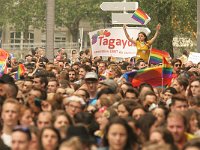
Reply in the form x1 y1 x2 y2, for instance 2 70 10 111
0 0 14 27
55 0 111 42
172 0 197 38
138 0 196 57
0 0 197 54
2 0 46 42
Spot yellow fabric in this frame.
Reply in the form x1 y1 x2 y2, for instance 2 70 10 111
185 132 195 141
135 40 151 62
94 130 104 138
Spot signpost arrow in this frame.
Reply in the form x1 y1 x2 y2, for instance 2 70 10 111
112 13 151 25
100 2 138 11
112 27 151 36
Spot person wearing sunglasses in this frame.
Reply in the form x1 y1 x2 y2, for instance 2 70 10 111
171 58 182 78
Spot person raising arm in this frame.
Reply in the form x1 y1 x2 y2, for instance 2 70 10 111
123 24 161 63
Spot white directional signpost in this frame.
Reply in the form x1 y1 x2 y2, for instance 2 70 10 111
100 0 151 25
100 2 138 11
90 0 152 58
112 13 151 25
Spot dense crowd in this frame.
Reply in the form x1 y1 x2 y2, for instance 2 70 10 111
0 47 200 150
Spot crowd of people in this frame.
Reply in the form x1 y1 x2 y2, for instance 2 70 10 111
0 45 200 150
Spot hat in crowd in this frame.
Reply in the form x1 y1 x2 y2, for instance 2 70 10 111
84 72 98 80
65 95 86 105
66 125 96 144
163 87 177 94
100 79 118 92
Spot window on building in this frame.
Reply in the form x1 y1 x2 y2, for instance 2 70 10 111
55 32 67 49
10 32 34 49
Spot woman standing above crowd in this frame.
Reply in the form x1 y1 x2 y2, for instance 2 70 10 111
123 24 161 63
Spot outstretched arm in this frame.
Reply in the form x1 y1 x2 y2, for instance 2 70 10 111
148 23 161 45
123 24 136 44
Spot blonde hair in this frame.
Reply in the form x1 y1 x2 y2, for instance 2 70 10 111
142 142 171 150
59 137 82 150
2 98 20 113
108 64 122 77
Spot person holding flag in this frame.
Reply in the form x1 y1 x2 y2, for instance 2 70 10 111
123 23 161 63
121 56 172 88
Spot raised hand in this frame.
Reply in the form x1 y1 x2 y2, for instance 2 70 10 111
123 24 127 30
156 23 161 31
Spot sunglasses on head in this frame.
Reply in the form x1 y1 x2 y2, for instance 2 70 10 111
12 126 31 140
13 126 29 131
13 126 32 139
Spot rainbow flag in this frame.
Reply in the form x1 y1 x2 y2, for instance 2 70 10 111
131 8 149 25
162 57 173 84
100 69 114 80
122 63 173 87
149 48 170 65
15 64 26 80
0 49 9 77
0 61 7 77
123 66 162 87
0 48 9 60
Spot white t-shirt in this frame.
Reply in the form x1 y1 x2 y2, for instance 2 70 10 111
1 133 12 147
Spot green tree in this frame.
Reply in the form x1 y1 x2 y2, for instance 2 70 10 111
0 0 11 26
139 0 197 57
55 0 114 42
0 0 14 40
7 0 46 42
172 0 197 37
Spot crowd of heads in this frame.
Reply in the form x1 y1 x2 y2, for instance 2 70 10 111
0 47 200 150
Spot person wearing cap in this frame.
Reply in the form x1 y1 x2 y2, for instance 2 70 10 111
63 95 86 118
99 79 118 93
84 72 99 105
